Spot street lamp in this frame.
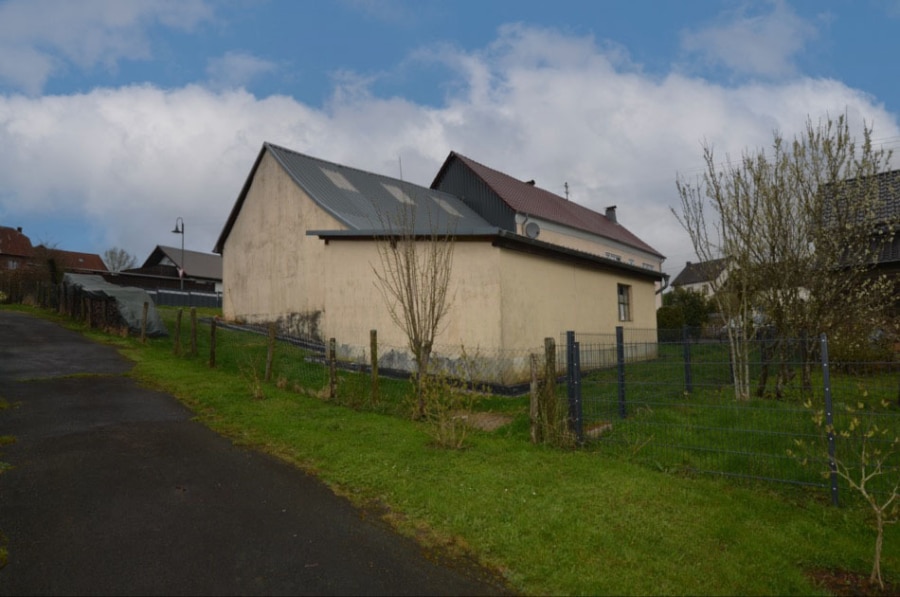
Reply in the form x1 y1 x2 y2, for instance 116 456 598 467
171 217 185 291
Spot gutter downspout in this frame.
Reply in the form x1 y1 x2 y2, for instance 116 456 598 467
655 273 670 295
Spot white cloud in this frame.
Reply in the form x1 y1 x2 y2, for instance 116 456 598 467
0 23 896 277
206 52 277 90
680 0 818 79
0 0 213 94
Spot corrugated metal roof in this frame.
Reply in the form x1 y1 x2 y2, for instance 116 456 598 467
266 143 491 235
432 152 664 259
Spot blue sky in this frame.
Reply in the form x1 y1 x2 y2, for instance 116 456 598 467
1 0 899 278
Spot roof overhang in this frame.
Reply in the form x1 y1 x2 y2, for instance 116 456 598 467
307 228 666 282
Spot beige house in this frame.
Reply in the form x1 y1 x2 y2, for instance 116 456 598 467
214 143 666 379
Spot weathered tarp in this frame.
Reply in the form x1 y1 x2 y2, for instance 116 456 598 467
62 273 168 337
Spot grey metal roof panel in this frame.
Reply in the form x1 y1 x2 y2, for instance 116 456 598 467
150 245 223 280
265 143 492 234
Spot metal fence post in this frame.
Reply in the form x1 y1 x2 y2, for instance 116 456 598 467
682 324 693 395
566 330 575 422
566 331 583 442
616 326 627 419
820 333 839 507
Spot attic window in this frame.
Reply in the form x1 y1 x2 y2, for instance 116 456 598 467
431 195 461 217
321 168 358 192
382 183 414 205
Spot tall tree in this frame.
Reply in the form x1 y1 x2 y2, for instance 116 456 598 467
675 114 897 400
103 247 137 273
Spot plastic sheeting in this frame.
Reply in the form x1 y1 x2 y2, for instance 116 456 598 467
62 273 168 337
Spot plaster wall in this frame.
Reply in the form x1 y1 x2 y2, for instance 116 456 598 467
312 239 504 354
497 248 659 349
517 218 662 271
222 151 344 336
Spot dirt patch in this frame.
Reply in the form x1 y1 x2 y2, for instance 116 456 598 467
806 568 898 596
454 412 513 432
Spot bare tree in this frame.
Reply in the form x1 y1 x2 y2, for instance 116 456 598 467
793 394 900 590
103 247 137 273
372 199 456 418
675 114 897 400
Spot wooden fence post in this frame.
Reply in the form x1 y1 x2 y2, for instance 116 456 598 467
173 309 183 355
370 329 379 404
85 298 92 328
209 319 217 368
265 323 276 382
329 338 337 399
190 307 197 356
141 302 148 344
542 337 558 442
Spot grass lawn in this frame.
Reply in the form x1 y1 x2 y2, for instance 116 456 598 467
8 304 900 595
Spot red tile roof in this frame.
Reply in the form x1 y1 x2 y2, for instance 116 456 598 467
439 152 663 258
0 226 34 258
53 249 108 272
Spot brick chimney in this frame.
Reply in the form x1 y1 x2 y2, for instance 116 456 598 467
605 205 617 224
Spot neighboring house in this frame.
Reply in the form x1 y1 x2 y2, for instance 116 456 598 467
42 247 108 275
670 258 729 296
431 151 666 274
0 226 34 271
0 228 106 275
214 142 666 378
868 169 900 280
109 245 223 293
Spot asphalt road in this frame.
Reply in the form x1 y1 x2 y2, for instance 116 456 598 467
0 310 509 596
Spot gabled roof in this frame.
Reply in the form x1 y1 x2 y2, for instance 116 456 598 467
0 226 34 258
670 258 728 287
215 143 495 253
52 249 108 272
142 245 222 281
431 152 664 259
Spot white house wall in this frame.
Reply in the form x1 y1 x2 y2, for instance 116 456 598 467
516 216 663 271
222 151 346 337
497 248 659 348
316 239 505 355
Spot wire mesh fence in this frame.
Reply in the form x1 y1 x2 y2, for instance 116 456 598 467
161 310 543 416
563 327 900 502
